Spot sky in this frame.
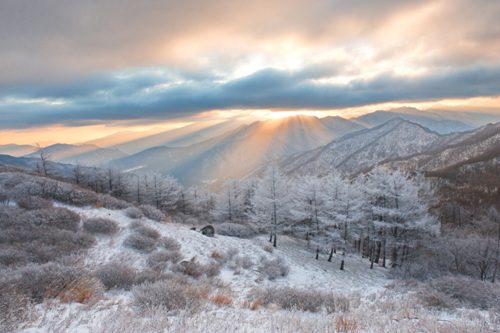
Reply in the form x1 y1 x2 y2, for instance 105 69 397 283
1 0 500 144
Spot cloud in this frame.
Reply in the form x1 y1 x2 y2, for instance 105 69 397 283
0 0 499 129
1 64 500 129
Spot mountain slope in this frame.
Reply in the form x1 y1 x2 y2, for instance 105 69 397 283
26 143 127 166
282 118 442 176
0 144 37 157
111 120 247 154
353 107 475 134
112 115 349 185
386 122 500 173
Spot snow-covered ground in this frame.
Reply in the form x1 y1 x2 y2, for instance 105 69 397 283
17 205 499 333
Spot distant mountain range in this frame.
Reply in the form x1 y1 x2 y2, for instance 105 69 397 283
24 143 127 166
1 107 499 185
111 115 364 185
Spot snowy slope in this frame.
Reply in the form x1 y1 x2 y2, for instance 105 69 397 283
386 122 500 173
283 118 441 176
61 204 387 294
17 205 496 333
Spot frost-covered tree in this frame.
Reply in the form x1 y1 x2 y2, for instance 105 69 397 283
251 166 291 247
213 179 255 222
363 166 438 268
321 173 365 269
291 175 329 259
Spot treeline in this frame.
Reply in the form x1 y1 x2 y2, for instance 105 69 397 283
0 157 498 283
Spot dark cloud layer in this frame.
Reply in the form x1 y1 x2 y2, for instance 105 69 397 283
2 64 500 129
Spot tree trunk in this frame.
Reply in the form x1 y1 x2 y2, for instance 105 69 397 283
375 241 381 263
273 233 277 248
370 244 374 269
315 247 319 260
382 237 386 268
492 224 500 283
391 246 398 268
340 259 344 270
328 247 334 262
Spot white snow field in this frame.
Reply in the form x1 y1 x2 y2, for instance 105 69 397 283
17 205 500 333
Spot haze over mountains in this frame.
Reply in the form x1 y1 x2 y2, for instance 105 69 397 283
2 108 500 185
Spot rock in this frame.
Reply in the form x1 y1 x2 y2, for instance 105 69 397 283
200 225 215 237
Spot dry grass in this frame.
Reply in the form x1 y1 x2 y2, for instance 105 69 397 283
211 294 232 306
56 277 104 304
335 315 359 333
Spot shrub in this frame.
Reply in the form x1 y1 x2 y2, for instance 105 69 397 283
130 221 160 240
96 262 138 290
16 196 53 210
139 204 165 222
57 276 104 304
125 207 143 219
203 261 221 278
0 248 29 267
0 207 95 266
0 289 32 332
98 194 130 210
227 254 254 271
257 257 289 280
0 262 80 302
83 218 119 235
173 257 204 278
147 250 183 271
132 280 202 312
322 294 351 314
216 222 258 238
253 287 324 312
123 233 157 253
158 236 181 251
173 257 221 279
20 207 81 231
418 276 500 310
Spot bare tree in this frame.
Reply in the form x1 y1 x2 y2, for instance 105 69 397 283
36 143 50 176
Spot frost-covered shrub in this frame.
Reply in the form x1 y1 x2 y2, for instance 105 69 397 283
83 218 119 235
147 250 183 271
123 233 157 253
419 276 500 310
132 280 202 312
257 257 289 280
158 236 181 251
216 222 258 238
16 196 53 210
0 248 29 267
96 262 138 290
125 207 143 219
0 262 80 302
173 258 204 278
203 261 221 278
228 255 254 271
20 207 81 231
130 221 160 240
323 294 351 313
0 206 94 266
98 194 130 210
254 287 324 312
0 289 31 332
173 257 221 279
139 204 165 222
